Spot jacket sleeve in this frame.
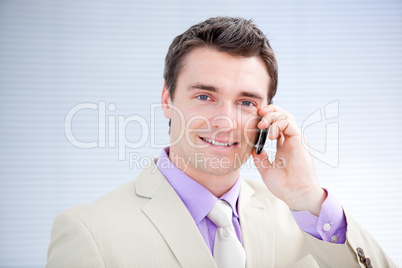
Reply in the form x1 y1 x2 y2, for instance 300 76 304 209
301 209 397 268
46 211 106 268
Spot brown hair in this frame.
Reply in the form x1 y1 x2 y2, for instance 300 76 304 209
163 16 278 102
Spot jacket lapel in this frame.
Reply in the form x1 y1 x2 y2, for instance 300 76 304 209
135 161 216 268
238 179 275 268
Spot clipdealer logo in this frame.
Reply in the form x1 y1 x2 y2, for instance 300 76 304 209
64 101 156 161
64 100 339 168
301 100 339 167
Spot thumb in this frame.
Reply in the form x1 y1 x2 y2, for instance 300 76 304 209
251 149 273 176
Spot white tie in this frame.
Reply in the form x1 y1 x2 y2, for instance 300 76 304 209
207 200 246 268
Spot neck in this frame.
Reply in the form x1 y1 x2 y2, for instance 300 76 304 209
168 150 239 198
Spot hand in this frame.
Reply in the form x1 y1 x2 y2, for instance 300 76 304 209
252 104 326 216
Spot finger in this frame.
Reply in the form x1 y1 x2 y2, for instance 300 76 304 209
269 120 286 140
274 132 287 160
269 114 300 139
257 112 289 129
275 131 285 148
258 104 287 117
251 148 272 175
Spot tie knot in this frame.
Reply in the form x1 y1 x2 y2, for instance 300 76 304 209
207 200 233 228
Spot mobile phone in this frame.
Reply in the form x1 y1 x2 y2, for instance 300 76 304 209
255 100 273 155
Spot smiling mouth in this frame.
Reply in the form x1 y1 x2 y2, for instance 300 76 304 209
200 137 238 147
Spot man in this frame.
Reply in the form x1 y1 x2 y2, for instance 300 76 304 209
46 17 396 267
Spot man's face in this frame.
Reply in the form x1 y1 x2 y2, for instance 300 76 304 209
162 47 270 178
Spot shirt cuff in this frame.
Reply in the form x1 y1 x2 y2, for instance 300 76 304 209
290 189 347 244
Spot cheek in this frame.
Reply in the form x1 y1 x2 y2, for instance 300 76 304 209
183 105 211 126
169 104 211 136
186 115 212 135
240 116 260 144
241 114 259 132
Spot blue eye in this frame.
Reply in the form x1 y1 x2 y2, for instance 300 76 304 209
198 95 209 101
242 101 253 106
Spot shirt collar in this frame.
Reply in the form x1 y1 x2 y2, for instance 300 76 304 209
156 147 241 224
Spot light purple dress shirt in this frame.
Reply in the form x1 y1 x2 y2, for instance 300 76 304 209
156 147 347 253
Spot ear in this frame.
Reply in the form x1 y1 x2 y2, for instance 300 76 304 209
161 81 172 119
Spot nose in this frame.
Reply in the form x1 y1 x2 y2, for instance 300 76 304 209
210 102 238 131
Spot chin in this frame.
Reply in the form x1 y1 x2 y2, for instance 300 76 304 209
201 154 251 175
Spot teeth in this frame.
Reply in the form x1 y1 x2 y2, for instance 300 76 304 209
201 138 236 146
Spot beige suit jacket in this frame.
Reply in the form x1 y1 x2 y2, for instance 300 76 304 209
46 161 396 268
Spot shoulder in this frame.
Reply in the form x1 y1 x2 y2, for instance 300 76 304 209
47 163 173 266
66 180 138 218
49 163 163 244
62 162 162 223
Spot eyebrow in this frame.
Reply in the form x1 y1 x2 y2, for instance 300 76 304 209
188 83 218 92
188 83 265 101
239 91 264 102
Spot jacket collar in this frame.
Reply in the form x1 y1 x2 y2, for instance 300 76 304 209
134 160 216 268
239 178 275 267
135 160 275 268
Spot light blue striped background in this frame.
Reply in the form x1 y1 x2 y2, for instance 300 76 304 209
0 0 401 266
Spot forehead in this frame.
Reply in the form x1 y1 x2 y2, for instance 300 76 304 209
177 47 270 99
